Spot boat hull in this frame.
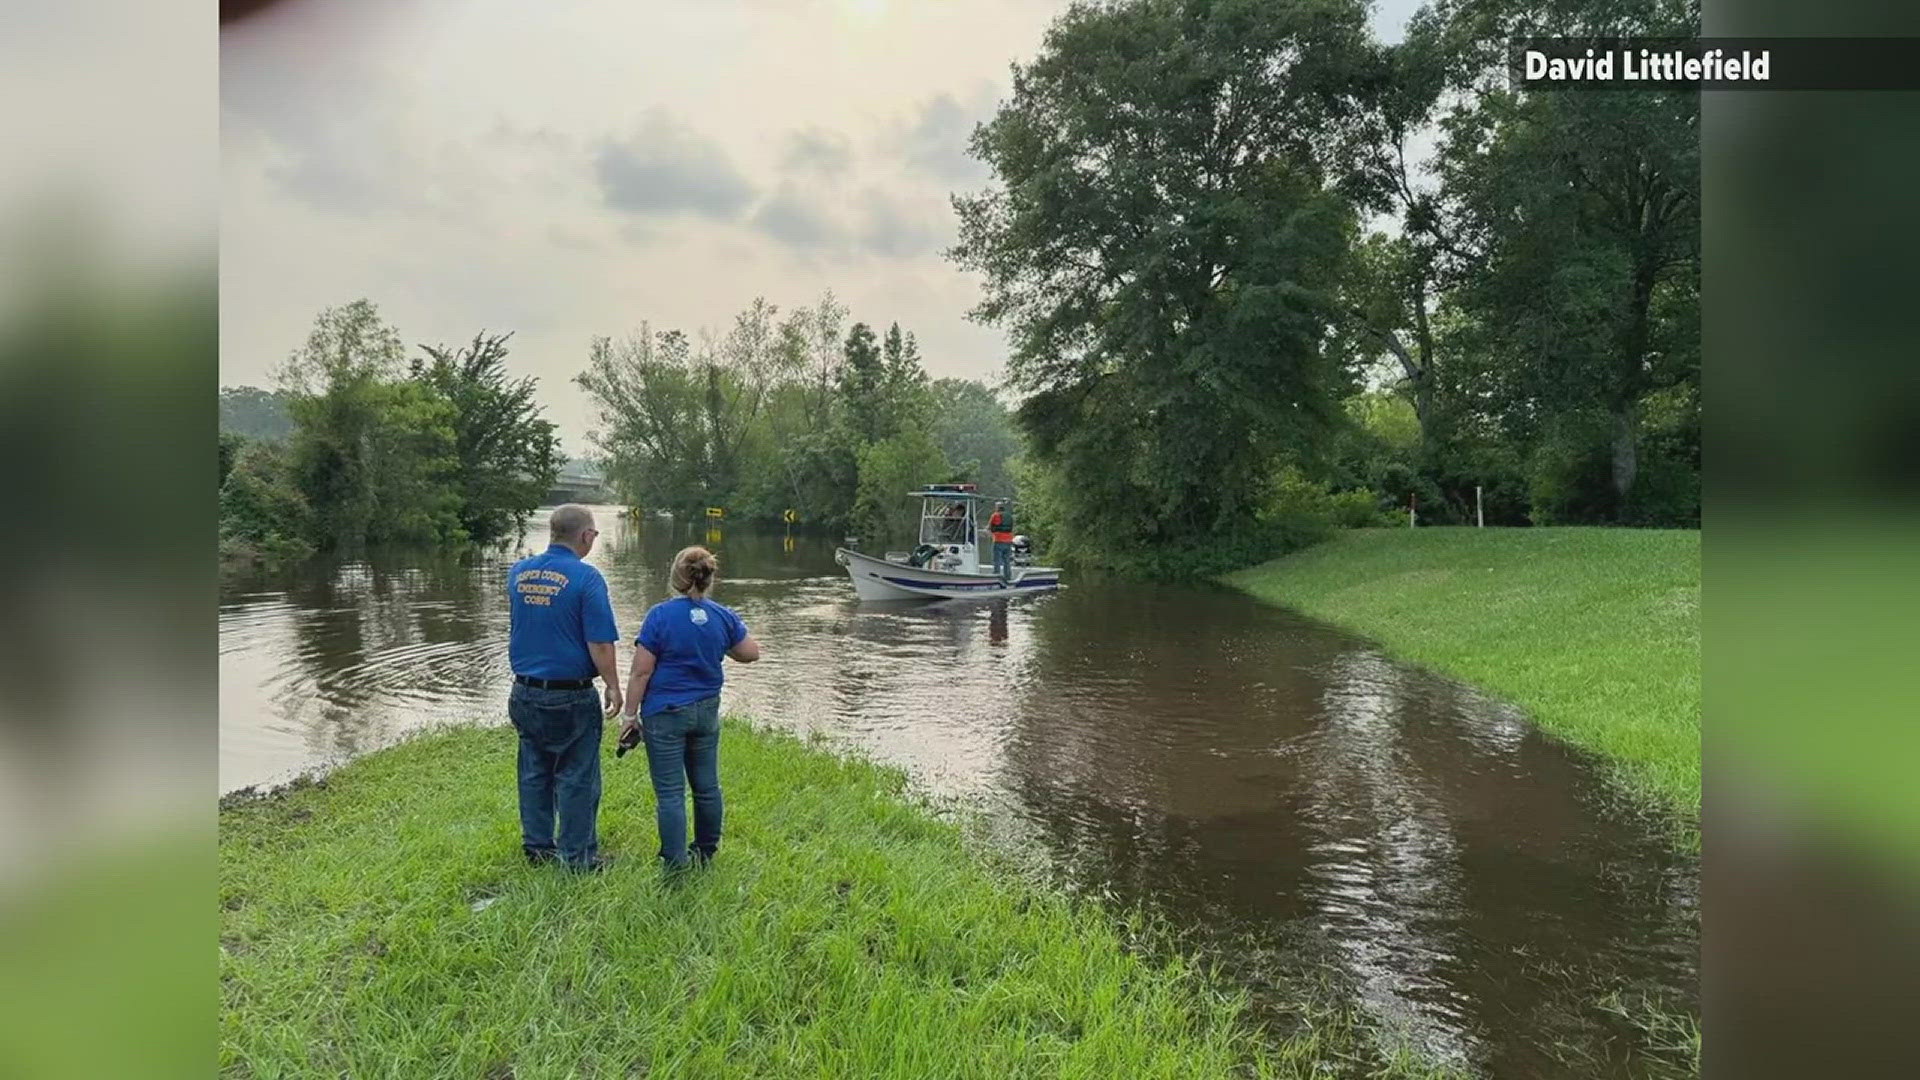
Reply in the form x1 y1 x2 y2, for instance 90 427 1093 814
836 548 1061 601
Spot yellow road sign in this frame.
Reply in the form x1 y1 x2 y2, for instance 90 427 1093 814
706 507 725 519
783 509 798 524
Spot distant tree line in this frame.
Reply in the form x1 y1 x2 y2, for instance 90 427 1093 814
218 385 297 442
952 0 1699 575
220 300 562 561
574 290 1023 543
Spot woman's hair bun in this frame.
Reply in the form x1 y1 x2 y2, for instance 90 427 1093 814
671 545 719 594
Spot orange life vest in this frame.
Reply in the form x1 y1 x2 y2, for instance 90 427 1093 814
989 511 1013 544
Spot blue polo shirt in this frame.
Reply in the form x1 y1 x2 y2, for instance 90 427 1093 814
636 596 748 716
507 544 619 680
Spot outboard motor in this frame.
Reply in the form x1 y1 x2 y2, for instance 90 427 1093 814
1011 534 1034 566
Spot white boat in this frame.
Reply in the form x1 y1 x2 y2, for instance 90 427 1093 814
835 485 1063 601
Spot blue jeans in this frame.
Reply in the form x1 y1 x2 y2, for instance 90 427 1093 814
641 696 723 869
993 541 1013 582
507 683 603 868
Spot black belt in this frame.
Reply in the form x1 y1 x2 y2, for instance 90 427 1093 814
514 674 595 690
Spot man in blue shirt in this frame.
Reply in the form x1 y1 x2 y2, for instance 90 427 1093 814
506 504 622 871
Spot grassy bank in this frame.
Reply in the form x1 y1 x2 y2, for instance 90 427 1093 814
1224 528 1699 826
222 721 1442 1078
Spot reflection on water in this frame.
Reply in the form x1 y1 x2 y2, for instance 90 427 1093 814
219 507 1697 1078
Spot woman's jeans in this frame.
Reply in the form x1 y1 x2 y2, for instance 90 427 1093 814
642 696 723 868
507 683 603 868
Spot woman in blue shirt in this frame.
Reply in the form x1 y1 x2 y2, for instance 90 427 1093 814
618 546 760 869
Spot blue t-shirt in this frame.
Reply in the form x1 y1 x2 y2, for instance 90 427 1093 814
507 544 619 680
636 596 748 716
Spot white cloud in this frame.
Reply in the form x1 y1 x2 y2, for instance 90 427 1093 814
593 110 758 220
748 186 842 249
779 127 856 177
886 85 1001 187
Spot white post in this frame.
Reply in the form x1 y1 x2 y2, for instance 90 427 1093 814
1409 493 1416 528
1476 485 1484 528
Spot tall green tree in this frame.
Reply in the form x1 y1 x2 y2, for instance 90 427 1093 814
852 428 952 542
579 297 808 517
839 321 888 446
577 294 958 534
880 322 930 431
928 379 1022 499
412 331 563 544
219 437 313 560
1335 234 1446 443
763 293 856 523
276 300 467 548
360 379 463 544
280 300 405 546
577 325 710 513
805 289 848 416
1407 0 1699 518
704 297 788 500
950 0 1380 569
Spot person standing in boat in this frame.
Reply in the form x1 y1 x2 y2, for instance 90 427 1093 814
988 500 1015 583
617 546 761 871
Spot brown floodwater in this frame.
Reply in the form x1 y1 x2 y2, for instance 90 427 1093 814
219 507 1698 1078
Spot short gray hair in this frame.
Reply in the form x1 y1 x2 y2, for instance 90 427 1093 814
549 504 595 542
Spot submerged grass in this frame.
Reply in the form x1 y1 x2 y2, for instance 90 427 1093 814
1224 527 1699 834
221 720 1456 1079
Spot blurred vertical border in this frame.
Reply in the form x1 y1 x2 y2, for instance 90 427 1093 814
0 1 214 1077
1706 0 1920 1076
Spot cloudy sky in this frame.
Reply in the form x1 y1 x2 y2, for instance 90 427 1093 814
221 0 1419 455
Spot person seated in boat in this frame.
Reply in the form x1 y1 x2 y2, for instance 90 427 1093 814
940 499 968 542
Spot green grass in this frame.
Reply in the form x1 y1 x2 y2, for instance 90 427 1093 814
221 721 1459 1079
1224 527 1699 831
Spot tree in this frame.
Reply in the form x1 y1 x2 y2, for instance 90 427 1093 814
881 322 930 431
413 331 563 544
576 325 710 513
359 379 463 544
578 298 799 517
839 321 887 446
806 289 848 414
280 301 406 546
928 379 1022 499
760 294 855 521
218 386 297 441
1335 234 1446 443
1408 0 1699 517
705 297 787 499
219 437 313 561
279 300 464 548
219 431 246 489
576 293 959 534
950 0 1380 569
275 298 405 396
852 428 952 542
